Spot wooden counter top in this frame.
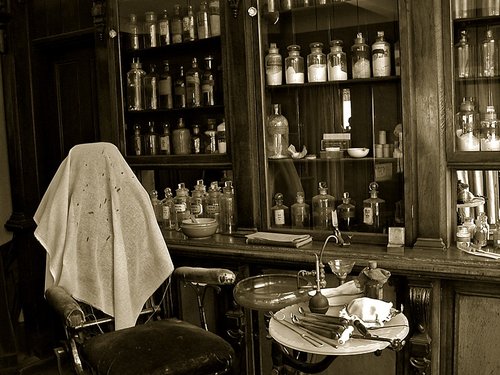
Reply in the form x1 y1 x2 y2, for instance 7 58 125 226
163 230 500 282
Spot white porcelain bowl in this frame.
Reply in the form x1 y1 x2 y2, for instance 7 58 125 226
347 147 370 158
180 218 218 238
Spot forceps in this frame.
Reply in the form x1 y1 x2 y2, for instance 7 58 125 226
270 312 325 348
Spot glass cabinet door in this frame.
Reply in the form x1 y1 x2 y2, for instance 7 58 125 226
256 0 404 243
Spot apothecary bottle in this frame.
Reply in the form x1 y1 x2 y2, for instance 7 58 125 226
480 105 500 151
205 119 218 153
145 121 158 155
190 180 206 218
128 13 140 50
327 40 347 81
363 182 385 232
371 31 391 77
150 190 162 221
197 1 211 39
209 0 220 36
191 124 203 154
220 180 237 234
171 4 183 44
455 97 480 151
271 193 289 227
144 64 159 110
202 56 216 106
217 119 227 154
158 9 170 46
462 216 476 239
456 225 470 247
206 181 221 225
307 42 327 82
182 5 196 42
291 191 310 228
172 118 191 155
266 104 289 159
159 60 173 109
144 11 157 48
337 192 356 231
351 33 371 79
127 58 146 111
159 122 171 155
285 45 305 84
265 43 283 86
186 58 201 108
174 65 187 108
133 124 142 155
473 212 489 248
312 182 335 230
480 29 498 77
162 187 177 231
455 30 471 78
174 183 190 230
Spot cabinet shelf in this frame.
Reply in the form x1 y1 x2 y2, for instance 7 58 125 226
453 14 500 27
266 76 400 90
125 154 231 169
122 36 221 57
268 156 399 163
126 105 224 116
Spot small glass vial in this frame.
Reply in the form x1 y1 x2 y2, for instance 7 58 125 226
162 187 177 231
205 119 218 153
171 4 183 44
266 104 289 159
312 182 335 230
127 58 146 111
144 11 157 48
209 0 221 36
197 1 211 39
363 182 385 232
307 42 327 82
133 124 142 155
217 119 227 154
351 33 371 79
328 40 347 81
455 97 480 151
480 105 500 151
455 30 471 78
158 9 170 46
191 124 203 154
456 225 471 247
128 13 140 50
265 43 283 86
481 29 498 77
159 122 171 155
182 5 196 42
145 121 158 155
202 56 216 106
285 45 305 84
372 31 391 77
144 64 159 110
337 192 356 231
291 191 310 228
473 212 489 248
172 118 191 155
271 193 289 227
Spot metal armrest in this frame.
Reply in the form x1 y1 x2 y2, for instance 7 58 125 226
45 286 85 329
173 267 236 285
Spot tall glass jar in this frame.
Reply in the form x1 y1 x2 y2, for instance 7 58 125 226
481 29 498 77
456 97 480 151
285 45 305 84
172 117 191 155
371 31 391 77
327 40 347 81
144 64 158 110
265 43 283 86
266 104 289 159
480 105 500 151
351 33 371 79
127 58 146 111
307 42 327 82
455 30 471 78
312 182 335 230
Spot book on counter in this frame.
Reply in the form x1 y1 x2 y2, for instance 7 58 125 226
245 232 312 248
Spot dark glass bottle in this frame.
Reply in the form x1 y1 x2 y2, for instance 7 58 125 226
158 9 170 46
197 1 210 40
174 65 187 108
171 4 183 44
144 11 157 48
191 124 203 154
132 124 142 155
158 60 173 109
159 122 171 155
182 5 196 42
202 56 216 106
205 119 218 153
145 121 158 155
144 64 159 110
186 58 201 107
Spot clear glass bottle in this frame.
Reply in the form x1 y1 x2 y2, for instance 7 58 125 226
480 105 500 151
173 183 190 230
197 1 211 40
337 192 356 231
174 65 187 108
205 119 218 153
190 181 206 218
307 42 327 82
209 0 221 36
158 9 170 46
172 117 191 155
202 56 216 106
363 182 385 232
462 216 476 239
217 119 227 154
127 58 146 111
144 64 159 110
265 43 283 86
327 40 347 81
159 122 171 155
285 45 305 84
206 181 222 226
186 58 201 107
145 121 158 155
144 11 157 48
271 192 289 227
182 5 196 42
481 29 498 77
149 190 162 221
456 225 471 247
128 13 140 50
133 124 142 156
372 31 391 77
159 60 173 109
191 124 203 154
162 187 177 231
291 191 310 228
312 182 335 230
456 97 480 151
220 180 237 234
473 212 489 248
171 4 183 44
342 88 352 131
455 30 471 78
266 104 289 159
351 33 371 79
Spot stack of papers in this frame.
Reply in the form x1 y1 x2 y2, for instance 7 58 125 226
245 232 312 248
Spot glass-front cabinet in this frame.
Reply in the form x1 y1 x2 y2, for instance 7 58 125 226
256 0 404 243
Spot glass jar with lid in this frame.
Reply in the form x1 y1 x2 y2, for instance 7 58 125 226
455 97 480 151
480 105 500 151
307 42 327 82
265 43 283 86
351 33 371 79
285 45 305 84
327 40 347 81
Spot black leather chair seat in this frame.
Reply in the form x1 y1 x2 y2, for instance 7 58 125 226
82 318 235 375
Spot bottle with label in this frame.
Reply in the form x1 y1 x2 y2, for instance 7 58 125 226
220 180 237 234
171 4 183 44
144 64 159 110
456 97 480 151
149 190 162 221
481 29 498 77
182 5 196 42
158 9 170 46
133 124 142 155
363 182 385 232
455 30 471 78
144 11 157 48
145 121 158 155
337 192 356 231
473 212 489 248
312 182 335 230
456 225 471 247
173 183 190 230
265 43 283 86
271 193 289 227
197 1 211 39
128 13 140 50
327 40 347 81
206 181 222 228
186 58 201 107
159 122 171 155
127 58 146 111
307 42 327 82
352 33 371 79
480 105 500 151
159 60 173 109
162 187 176 231
174 65 187 108
172 117 191 155
342 88 352 132
202 56 216 106
266 104 289 159
217 119 227 154
462 216 476 239
205 119 218 153
285 45 305 84
209 0 220 36
291 191 310 228
372 31 391 77
190 181 206 218
191 124 203 154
